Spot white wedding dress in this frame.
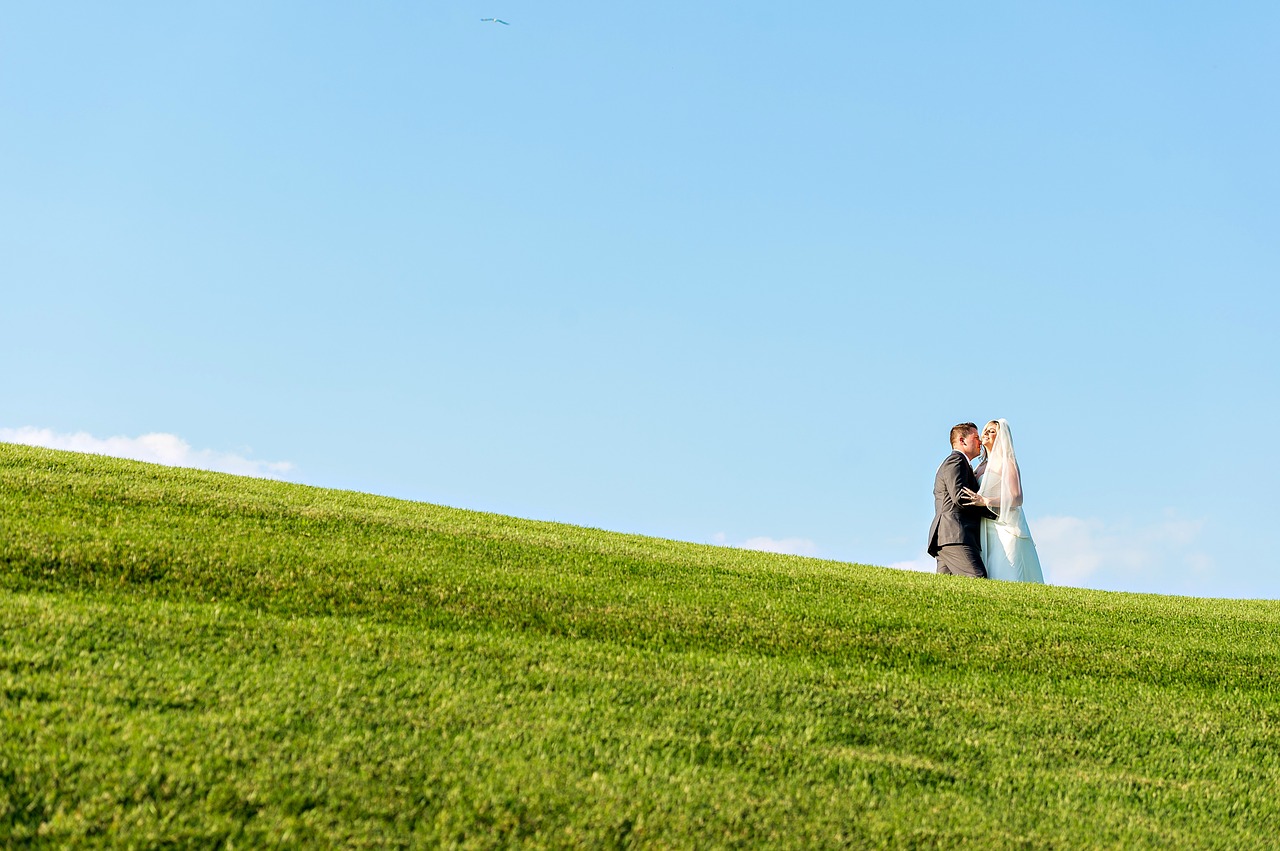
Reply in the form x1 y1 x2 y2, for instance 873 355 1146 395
977 420 1044 584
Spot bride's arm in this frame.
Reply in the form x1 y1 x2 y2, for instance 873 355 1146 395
1005 460 1023 508
960 461 1022 509
959 486 994 508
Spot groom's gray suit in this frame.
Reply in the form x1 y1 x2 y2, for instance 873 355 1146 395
927 450 995 577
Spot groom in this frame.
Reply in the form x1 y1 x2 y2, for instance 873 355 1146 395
927 422 996 578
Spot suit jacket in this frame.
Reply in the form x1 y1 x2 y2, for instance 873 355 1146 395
927 450 995 557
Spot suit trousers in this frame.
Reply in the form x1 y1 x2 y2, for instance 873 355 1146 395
936 544 987 578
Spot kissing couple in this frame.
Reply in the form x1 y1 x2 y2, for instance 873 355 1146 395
927 420 1044 583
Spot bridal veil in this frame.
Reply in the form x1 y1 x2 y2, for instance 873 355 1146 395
977 418 1025 530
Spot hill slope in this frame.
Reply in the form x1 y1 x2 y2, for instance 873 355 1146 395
2 444 1278 848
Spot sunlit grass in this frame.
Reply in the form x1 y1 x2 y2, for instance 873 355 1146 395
2 444 1278 847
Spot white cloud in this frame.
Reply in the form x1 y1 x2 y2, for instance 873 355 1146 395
741 536 819 557
1032 511 1213 594
0 427 295 480
711 532 819 557
887 556 936 573
883 512 1219 595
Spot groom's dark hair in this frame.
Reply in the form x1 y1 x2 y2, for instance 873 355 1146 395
949 422 978 448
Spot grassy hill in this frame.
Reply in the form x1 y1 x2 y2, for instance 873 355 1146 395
2 444 1278 848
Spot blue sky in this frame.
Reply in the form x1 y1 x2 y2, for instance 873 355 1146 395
4 2 1277 598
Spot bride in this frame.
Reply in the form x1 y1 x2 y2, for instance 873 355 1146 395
961 419 1044 584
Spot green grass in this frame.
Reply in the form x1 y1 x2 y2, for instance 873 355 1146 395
2 443 1279 848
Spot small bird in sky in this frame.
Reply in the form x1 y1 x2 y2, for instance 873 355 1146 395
480 18 510 25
